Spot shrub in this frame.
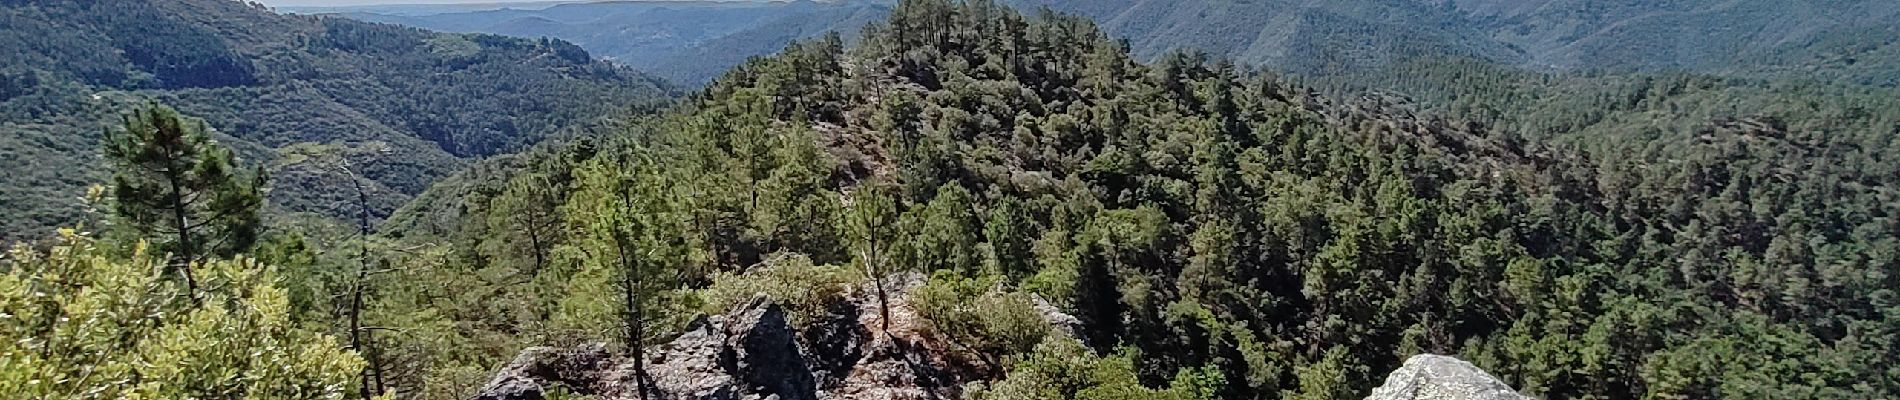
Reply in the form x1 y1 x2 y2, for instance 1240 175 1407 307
698 252 858 326
969 336 1224 400
913 269 1052 362
0 230 363 398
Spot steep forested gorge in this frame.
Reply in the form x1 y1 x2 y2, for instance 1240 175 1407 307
0 0 670 240
3 0 1898 399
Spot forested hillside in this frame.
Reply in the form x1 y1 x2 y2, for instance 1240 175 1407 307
4 0 1897 399
330 0 1900 91
1002 0 1519 76
327 0 1899 398
1295 57 1900 149
0 0 670 241
1006 0 1900 84
331 0 894 85
1428 0 1900 84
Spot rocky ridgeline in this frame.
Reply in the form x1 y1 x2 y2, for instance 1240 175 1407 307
468 284 1527 400
469 275 1006 400
471 295 860 400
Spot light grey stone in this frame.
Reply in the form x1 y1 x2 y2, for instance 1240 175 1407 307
1365 355 1531 400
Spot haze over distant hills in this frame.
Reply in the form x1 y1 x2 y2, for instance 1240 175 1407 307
276 0 589 16
317 1 894 85
1007 0 1900 85
325 0 1900 87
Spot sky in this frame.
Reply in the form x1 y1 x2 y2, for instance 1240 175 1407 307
258 0 568 6
258 0 779 5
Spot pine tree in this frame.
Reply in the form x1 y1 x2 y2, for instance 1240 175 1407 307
567 152 690 398
493 171 563 276
102 103 264 298
846 183 901 333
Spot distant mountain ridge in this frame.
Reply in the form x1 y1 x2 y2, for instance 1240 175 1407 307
331 0 896 85
1005 0 1522 76
1439 0 1900 81
331 0 1900 87
278 1 589 17
0 0 671 240
1008 0 1900 84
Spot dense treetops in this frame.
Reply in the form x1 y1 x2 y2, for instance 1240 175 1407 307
3 0 1897 399
354 0 1898 399
0 0 671 241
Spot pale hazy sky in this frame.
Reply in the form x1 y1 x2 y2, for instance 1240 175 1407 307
258 0 567 6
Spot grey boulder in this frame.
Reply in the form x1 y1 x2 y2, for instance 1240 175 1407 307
1365 355 1531 400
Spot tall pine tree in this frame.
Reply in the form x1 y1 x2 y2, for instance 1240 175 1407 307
103 103 264 297
565 149 692 398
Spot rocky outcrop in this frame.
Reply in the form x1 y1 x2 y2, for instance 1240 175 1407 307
647 295 818 400
469 344 619 400
468 295 817 400
824 274 973 400
1030 295 1083 344
470 294 1511 400
1365 355 1531 400
801 298 868 385
469 275 1022 400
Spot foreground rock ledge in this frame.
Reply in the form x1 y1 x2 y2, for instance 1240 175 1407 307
468 290 1517 400
1365 355 1531 400
467 275 1032 400
468 295 816 400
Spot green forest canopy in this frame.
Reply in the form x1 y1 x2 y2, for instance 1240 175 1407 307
2 0 1897 399
358 0 1900 398
0 0 671 241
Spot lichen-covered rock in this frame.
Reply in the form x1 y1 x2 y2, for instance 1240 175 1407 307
640 294 819 400
827 273 970 400
468 295 816 400
1030 295 1082 343
468 344 618 400
1365 355 1531 400
644 315 741 400
468 278 1054 400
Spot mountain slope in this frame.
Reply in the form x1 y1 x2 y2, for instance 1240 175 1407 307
1437 0 1900 83
1006 0 1524 75
1008 0 1900 84
333 0 896 86
326 0 1900 87
0 0 671 240
368 1 1897 399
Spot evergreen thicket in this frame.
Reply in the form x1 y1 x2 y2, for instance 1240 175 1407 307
3 1 1897 399
329 1 1898 398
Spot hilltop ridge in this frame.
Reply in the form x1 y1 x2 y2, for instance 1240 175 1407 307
382 1 1897 398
